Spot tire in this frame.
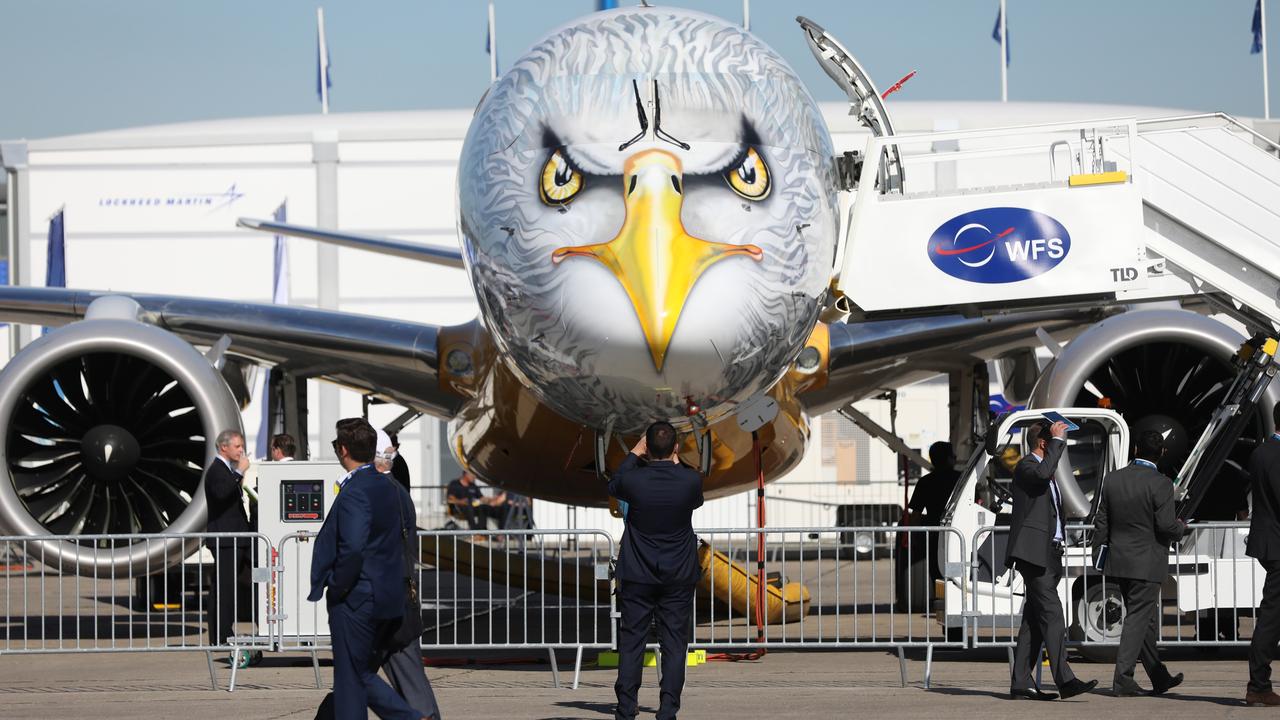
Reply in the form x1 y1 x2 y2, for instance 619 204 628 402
1069 578 1124 662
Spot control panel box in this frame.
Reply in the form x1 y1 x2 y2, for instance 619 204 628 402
280 479 326 522
255 460 343 644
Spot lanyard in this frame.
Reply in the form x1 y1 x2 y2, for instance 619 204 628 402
335 464 374 495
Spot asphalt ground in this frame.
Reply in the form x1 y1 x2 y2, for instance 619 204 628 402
0 645 1268 719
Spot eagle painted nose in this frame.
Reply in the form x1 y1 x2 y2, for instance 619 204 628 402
552 149 762 371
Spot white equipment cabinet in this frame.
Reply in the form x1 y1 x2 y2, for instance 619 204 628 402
255 460 342 646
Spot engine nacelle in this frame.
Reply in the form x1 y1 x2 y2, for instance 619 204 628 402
0 305 242 575
1029 309 1279 518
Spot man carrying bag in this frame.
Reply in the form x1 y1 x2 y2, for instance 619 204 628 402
315 431 440 720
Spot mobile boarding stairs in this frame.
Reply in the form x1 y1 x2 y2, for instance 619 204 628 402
832 112 1280 335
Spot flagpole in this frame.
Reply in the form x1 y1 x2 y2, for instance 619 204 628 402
743 0 750 31
1265 0 1272 119
317 7 330 115
488 1 498 83
999 0 1008 102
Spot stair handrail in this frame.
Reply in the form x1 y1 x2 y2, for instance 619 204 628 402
1138 112 1280 154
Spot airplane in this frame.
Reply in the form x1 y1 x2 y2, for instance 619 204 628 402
0 6 1260 574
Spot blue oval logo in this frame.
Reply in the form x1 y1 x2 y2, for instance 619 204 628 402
927 207 1070 284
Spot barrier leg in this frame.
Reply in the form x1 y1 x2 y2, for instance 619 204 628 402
311 649 322 689
572 646 583 690
548 648 561 689
228 650 239 693
897 646 907 688
205 651 218 691
924 644 934 690
1006 646 1014 680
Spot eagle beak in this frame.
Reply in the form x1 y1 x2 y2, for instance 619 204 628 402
552 149 762 371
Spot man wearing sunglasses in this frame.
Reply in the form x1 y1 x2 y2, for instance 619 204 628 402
309 418 424 720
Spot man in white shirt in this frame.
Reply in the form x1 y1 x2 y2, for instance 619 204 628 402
269 433 297 462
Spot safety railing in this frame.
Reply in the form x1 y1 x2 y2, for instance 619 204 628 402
275 528 615 689
967 522 1263 649
690 526 965 649
1137 112 1280 154
0 532 271 689
415 529 615 651
5 521 1271 693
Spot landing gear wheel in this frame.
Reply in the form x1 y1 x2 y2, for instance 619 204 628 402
1069 579 1124 662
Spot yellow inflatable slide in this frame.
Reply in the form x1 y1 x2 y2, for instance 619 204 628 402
697 542 810 624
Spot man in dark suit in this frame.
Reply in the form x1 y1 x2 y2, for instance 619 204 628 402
1246 402 1280 706
389 432 412 492
375 429 441 720
609 421 704 720
908 442 960 527
309 418 421 720
203 428 256 665
1093 431 1188 696
1005 420 1097 701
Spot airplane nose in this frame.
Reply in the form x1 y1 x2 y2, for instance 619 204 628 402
552 149 762 371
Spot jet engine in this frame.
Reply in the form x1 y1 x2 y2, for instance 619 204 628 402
0 298 242 575
1029 309 1279 518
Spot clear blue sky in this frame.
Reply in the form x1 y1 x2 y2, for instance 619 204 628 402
0 0 1272 140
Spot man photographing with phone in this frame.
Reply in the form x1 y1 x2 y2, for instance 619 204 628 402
609 421 704 720
1004 419 1097 700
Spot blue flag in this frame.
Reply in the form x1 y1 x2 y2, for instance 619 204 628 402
1254 0 1265 54
46 210 65 289
597 0 619 9
485 12 498 72
43 209 65 335
316 9 332 106
992 6 1010 64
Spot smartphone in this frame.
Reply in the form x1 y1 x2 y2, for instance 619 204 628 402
1041 411 1080 432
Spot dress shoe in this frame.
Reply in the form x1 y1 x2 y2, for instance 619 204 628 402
1009 688 1058 701
1111 679 1145 697
1151 672 1183 696
1059 678 1098 699
1246 690 1280 706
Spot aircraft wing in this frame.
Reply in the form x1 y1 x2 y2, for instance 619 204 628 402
0 285 470 418
801 305 1123 415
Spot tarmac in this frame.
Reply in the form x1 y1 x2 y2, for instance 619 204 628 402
0 646 1267 719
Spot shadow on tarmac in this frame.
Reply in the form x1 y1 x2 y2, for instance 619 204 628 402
550 699 653 718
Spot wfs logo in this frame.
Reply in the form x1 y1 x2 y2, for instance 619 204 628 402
927 207 1070 284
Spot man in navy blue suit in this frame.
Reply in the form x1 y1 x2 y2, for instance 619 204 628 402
609 421 704 720
309 418 422 720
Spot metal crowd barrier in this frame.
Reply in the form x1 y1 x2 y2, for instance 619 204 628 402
690 526 966 687
968 522 1264 653
275 528 616 690
7 522 1269 693
0 532 272 689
